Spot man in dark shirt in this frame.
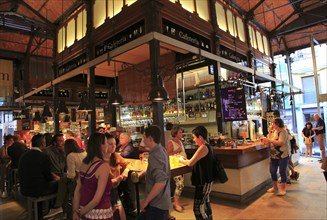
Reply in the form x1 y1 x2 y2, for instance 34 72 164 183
19 134 58 197
19 134 59 218
313 114 326 163
8 135 27 169
44 134 66 180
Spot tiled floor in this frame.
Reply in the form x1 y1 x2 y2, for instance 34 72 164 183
1 156 326 220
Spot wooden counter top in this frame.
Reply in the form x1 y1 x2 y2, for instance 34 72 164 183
125 158 192 177
213 141 269 155
185 141 270 169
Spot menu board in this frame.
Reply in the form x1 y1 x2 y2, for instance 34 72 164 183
22 119 31 130
221 87 247 121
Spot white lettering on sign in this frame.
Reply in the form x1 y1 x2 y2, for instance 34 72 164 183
106 36 127 51
179 32 199 46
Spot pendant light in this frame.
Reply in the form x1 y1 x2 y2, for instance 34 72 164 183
56 100 69 114
33 111 42 121
148 75 169 102
109 62 124 105
42 102 52 117
77 91 92 111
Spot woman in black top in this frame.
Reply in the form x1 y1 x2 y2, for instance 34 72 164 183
301 122 315 161
180 126 213 220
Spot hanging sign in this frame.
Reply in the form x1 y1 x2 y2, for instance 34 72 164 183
22 119 31 130
219 45 247 65
0 59 13 100
58 53 87 76
95 20 145 57
162 19 211 52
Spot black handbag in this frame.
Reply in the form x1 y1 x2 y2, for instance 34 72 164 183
212 156 228 184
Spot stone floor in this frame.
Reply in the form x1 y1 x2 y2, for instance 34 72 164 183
1 156 326 220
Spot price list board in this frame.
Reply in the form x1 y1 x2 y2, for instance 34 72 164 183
221 87 247 121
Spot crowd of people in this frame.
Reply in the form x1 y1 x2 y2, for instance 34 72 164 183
261 114 326 196
0 124 215 220
0 113 325 219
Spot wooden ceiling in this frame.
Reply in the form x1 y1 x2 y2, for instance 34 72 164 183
231 0 327 54
0 0 326 59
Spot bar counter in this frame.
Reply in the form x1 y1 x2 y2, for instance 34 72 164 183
184 141 272 202
185 140 270 169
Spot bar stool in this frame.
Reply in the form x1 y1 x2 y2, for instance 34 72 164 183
9 168 19 193
27 194 57 220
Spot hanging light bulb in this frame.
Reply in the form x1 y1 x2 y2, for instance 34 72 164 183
109 62 124 105
56 101 69 114
33 111 42 122
42 102 52 117
77 91 92 111
20 109 29 119
290 95 293 101
148 75 169 102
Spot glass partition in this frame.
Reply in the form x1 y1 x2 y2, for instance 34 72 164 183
236 16 245 42
76 9 87 40
215 2 227 31
57 27 65 53
93 0 106 28
196 0 209 21
226 10 236 37
66 19 76 48
180 0 195 13
108 0 124 18
256 31 264 53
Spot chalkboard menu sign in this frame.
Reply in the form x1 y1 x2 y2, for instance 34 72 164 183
22 119 31 130
221 87 247 121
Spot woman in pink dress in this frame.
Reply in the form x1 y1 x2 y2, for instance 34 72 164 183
73 133 113 220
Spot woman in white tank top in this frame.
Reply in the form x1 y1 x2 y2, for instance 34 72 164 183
166 126 186 212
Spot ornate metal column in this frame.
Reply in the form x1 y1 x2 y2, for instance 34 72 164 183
86 0 96 134
285 53 297 132
209 0 224 134
144 0 165 145
52 33 59 134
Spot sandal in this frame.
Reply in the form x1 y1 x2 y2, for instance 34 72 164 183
173 205 184 213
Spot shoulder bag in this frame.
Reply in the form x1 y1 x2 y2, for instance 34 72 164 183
212 155 228 184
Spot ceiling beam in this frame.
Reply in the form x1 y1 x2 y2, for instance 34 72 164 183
30 37 47 55
275 5 327 37
289 0 303 15
281 36 290 53
229 0 268 34
10 0 19 12
54 0 84 25
246 0 265 20
25 31 35 55
0 49 25 59
18 0 54 29
269 1 324 38
274 36 327 55
37 0 50 13
0 12 55 37
269 11 297 36
0 49 51 59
